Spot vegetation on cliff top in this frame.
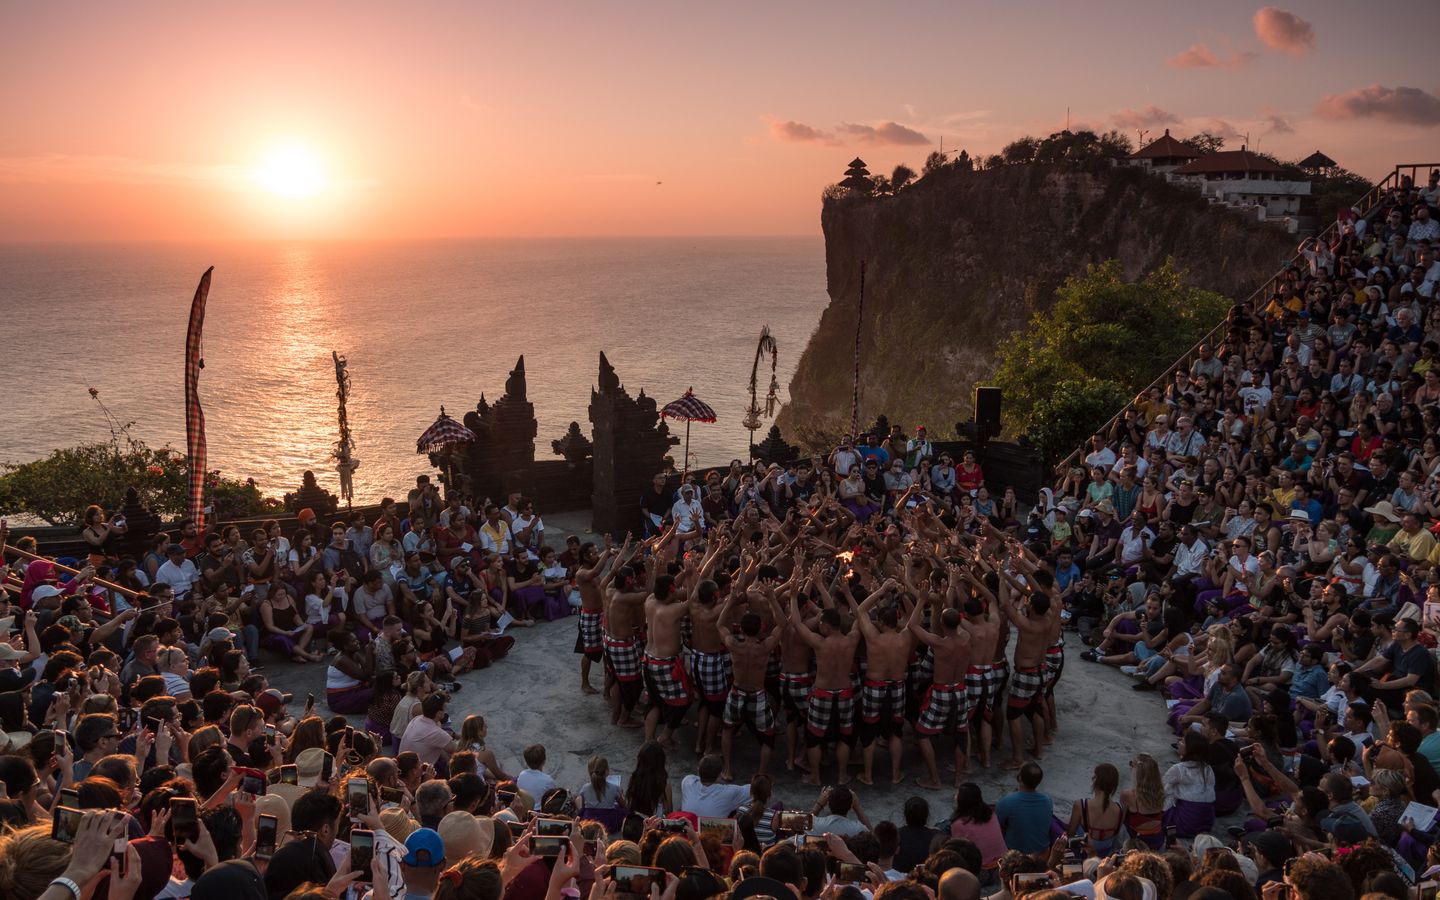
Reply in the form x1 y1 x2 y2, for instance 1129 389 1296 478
991 260 1230 463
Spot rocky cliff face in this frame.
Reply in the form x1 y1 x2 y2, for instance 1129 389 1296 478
777 163 1297 440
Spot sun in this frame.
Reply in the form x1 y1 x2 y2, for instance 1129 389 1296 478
253 143 328 198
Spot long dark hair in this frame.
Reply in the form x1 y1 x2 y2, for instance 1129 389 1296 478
951 782 992 824
624 740 669 815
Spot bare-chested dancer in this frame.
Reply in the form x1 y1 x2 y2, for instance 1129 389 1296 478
998 570 1052 769
789 585 862 786
778 571 820 772
853 581 924 785
911 571 974 787
575 538 618 695
603 533 652 728
717 588 787 780
959 567 1003 768
643 556 698 748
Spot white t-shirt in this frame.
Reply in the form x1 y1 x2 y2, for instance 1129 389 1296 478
517 768 558 808
679 775 750 818
671 498 705 533
1085 448 1117 469
808 813 867 837
155 559 198 596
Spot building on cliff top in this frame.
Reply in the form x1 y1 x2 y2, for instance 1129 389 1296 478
1171 146 1310 231
1125 129 1200 173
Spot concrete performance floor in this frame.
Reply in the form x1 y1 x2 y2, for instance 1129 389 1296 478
263 512 1184 826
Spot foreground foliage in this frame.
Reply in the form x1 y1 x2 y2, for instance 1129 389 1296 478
0 440 277 526
992 259 1231 463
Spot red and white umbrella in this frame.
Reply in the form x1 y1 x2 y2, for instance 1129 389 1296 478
662 389 717 475
416 406 476 454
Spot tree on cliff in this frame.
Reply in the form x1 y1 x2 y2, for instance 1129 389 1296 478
1184 132 1226 155
891 164 916 192
991 260 1230 462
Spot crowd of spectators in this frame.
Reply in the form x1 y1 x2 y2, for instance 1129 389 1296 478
1 172 1438 900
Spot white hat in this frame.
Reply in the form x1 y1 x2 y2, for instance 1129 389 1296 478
31 585 61 602
0 644 24 661
1363 500 1402 524
1288 510 1312 522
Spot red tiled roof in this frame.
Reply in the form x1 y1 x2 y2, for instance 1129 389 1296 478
1173 149 1284 175
1129 129 1200 160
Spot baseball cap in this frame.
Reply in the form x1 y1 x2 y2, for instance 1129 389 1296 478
256 689 292 716
30 585 61 602
1247 830 1294 866
296 747 328 786
402 827 446 867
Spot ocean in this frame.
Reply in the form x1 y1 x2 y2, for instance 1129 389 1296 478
0 237 827 503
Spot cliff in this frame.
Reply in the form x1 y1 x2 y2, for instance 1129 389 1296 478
777 162 1297 440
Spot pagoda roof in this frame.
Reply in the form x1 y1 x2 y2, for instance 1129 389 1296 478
1298 150 1337 169
1128 129 1200 160
1172 148 1284 176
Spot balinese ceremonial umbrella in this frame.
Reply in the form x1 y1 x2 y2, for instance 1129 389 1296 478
661 388 717 476
417 406 477 487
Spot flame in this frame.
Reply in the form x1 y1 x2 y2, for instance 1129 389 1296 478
835 549 855 579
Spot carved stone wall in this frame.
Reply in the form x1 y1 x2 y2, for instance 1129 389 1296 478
589 352 679 535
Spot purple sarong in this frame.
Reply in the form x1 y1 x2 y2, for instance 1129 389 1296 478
1164 798 1215 839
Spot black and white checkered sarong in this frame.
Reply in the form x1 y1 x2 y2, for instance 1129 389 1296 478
575 609 603 656
724 686 777 736
805 687 855 738
860 679 906 725
689 649 732 702
604 635 642 681
915 682 969 736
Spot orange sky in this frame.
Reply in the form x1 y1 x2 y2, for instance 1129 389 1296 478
1 1 1436 241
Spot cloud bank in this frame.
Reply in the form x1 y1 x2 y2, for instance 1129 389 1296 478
770 119 929 147
837 121 930 145
1168 43 1253 69
769 120 838 145
1315 85 1440 126
1111 106 1180 129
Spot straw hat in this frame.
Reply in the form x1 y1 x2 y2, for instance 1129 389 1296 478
1363 500 1402 524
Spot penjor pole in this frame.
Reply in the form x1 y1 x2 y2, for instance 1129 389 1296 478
184 267 213 530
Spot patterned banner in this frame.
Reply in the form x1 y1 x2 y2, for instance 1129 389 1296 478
185 268 213 529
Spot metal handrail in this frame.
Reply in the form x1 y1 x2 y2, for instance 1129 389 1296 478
1049 163 1427 477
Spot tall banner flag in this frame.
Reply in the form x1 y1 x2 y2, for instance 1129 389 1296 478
185 267 213 529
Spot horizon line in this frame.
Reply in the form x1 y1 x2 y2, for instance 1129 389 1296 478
0 232 823 246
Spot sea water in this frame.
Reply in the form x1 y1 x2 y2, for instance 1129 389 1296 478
0 237 825 501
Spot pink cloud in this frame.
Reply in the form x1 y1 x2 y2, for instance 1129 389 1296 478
837 121 930 145
769 120 838 145
1315 85 1440 126
1262 107 1295 134
1110 105 1180 129
1253 7 1315 55
1167 43 1254 69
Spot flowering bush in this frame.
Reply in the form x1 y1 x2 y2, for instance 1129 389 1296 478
0 441 276 525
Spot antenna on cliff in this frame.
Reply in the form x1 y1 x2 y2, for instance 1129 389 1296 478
1137 129 1149 148
1066 106 1070 132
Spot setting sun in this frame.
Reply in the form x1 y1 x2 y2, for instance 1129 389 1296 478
253 143 328 198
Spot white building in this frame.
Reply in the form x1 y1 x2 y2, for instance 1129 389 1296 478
1171 148 1310 230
